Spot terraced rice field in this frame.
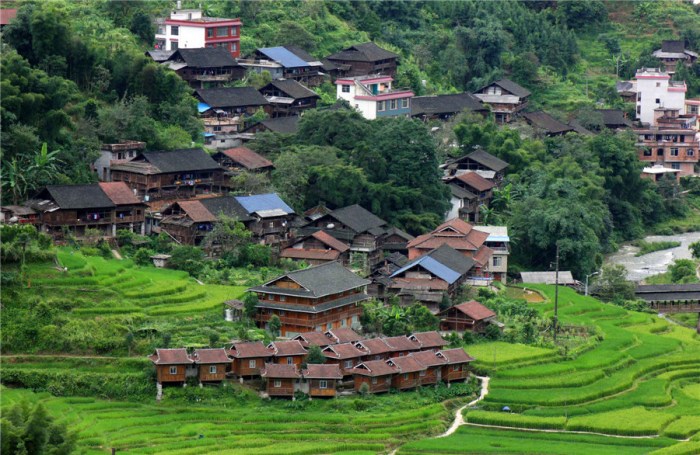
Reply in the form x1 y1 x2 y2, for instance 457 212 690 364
401 285 700 454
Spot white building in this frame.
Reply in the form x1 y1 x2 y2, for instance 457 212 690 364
335 75 414 120
474 225 509 283
154 6 241 57
635 68 686 126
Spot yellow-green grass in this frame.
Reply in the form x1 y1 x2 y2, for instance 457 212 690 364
467 342 558 369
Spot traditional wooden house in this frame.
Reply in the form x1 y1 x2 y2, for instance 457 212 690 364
387 356 425 390
229 342 272 378
325 328 364 345
149 348 194 384
302 364 343 398
260 79 320 117
211 146 274 176
280 230 350 266
322 343 366 376
28 183 146 239
234 193 296 244
352 359 396 393
411 93 488 120
260 363 300 398
110 149 225 201
439 300 497 334
354 338 394 361
410 350 448 385
242 115 301 135
442 149 509 184
192 348 232 383
0 206 37 225
473 78 531 124
196 87 271 122
325 42 399 78
408 218 492 266
389 244 477 312
383 336 421 358
239 46 325 86
596 109 633 130
439 348 474 383
522 111 575 137
249 261 371 337
293 331 335 349
408 331 448 352
93 141 146 181
653 40 698 72
381 227 415 256
164 47 244 89
268 340 307 366
444 172 496 223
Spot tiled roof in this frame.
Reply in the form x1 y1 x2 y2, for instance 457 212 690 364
327 204 387 234
139 149 221 174
196 87 270 108
411 93 486 117
312 230 350 252
293 332 333 348
218 147 273 170
479 78 531 98
200 196 254 221
37 185 115 210
326 328 363 344
446 300 496 321
257 47 310 68
383 336 419 352
263 79 319 100
356 338 393 356
175 200 217 223
352 359 397 376
0 9 17 26
302 364 343 379
388 356 425 373
235 193 294 216
392 245 475 284
268 340 307 357
193 348 231 364
465 149 509 173
327 42 398 63
472 246 494 267
409 331 448 349
149 348 193 365
523 112 574 135
168 47 238 68
258 115 301 134
252 262 370 298
279 248 341 261
231 342 272 358
455 172 495 192
410 350 448 367
98 182 142 205
322 343 365 360
439 348 475 364
260 363 301 378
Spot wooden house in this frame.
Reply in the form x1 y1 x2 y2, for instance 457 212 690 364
98 182 148 235
192 348 232 383
439 348 474 383
239 46 325 86
387 356 425 390
196 87 271 133
410 350 448 385
149 348 194 384
212 146 274 176
234 193 296 245
164 47 244 89
325 42 399 78
293 331 335 349
322 343 366 377
354 338 394 361
389 244 477 312
411 93 488 121
280 230 350 266
260 79 320 117
230 342 272 378
93 140 146 181
1 205 37 225
383 336 421 358
381 227 415 256
352 359 397 393
242 115 301 135
249 261 371 337
325 328 364 345
260 363 300 397
522 111 575 137
442 149 509 184
302 364 343 398
473 78 531 124
439 300 497 334
110 149 225 201
444 172 496 223
653 40 698 72
596 109 633 131
268 340 307 367
408 331 448 352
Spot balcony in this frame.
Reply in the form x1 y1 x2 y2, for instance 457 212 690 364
195 74 231 82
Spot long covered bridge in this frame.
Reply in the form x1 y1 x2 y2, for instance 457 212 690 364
635 284 700 333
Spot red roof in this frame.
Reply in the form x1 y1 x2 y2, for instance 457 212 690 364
0 9 17 26
98 182 142 205
447 300 496 321
455 172 495 192
410 350 448 367
176 200 216 222
220 146 273 170
409 331 448 349
383 336 419 352
149 348 193 365
293 331 334 347
231 342 272 358
388 356 425 373
407 218 489 252
260 363 301 379
356 338 392 355
326 328 363 344
438 348 475 364
193 348 231 364
302 364 343 379
268 340 307 357
472 246 494 267
311 230 350 252
352 359 397 376
323 343 364 360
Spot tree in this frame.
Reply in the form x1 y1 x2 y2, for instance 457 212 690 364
130 12 154 45
243 292 259 321
268 315 281 338
305 345 325 365
162 332 172 348
690 241 700 259
1 401 76 455
168 246 205 277
208 330 220 347
229 170 273 195
669 259 697 283
595 264 635 302
125 331 135 356
203 214 252 258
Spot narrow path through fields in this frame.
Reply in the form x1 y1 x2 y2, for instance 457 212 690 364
438 376 490 438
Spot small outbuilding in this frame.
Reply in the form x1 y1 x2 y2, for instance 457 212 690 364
261 363 301 398
439 300 497 334
302 364 343 398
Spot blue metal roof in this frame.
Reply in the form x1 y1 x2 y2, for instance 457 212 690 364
391 256 461 285
258 47 310 68
198 102 211 113
486 235 510 242
235 193 294 215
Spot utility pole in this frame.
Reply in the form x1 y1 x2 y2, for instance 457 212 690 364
553 243 560 343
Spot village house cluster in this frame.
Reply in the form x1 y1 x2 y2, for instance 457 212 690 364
149 328 474 398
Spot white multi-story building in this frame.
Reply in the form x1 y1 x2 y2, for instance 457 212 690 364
155 6 241 57
635 68 686 126
335 75 414 120
474 226 509 283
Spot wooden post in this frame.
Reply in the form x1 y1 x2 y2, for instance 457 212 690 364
697 313 700 335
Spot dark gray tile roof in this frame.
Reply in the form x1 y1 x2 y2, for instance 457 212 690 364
595 109 633 128
465 149 509 173
168 47 238 68
252 261 370 298
428 244 476 276
490 78 531 98
616 81 635 93
411 93 486 117
248 116 301 134
141 149 221 174
523 111 574 135
329 204 387 234
200 196 254 222
326 42 398 63
662 40 686 53
146 50 175 62
38 185 115 210
262 79 319 100
448 183 476 200
196 87 270 108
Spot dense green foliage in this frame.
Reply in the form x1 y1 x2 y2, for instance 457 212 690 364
1 400 77 455
361 301 439 336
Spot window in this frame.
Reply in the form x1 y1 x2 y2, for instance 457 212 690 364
453 365 460 371
671 163 681 170
636 106 641 115
274 379 282 388
656 98 661 104
419 370 426 376
319 380 328 389
231 26 238 36
171 26 179 36
403 373 408 380
401 98 409 108
168 366 178 375
280 295 286 302
644 149 652 157
207 28 214 38
390 99 397 110
213 126 222 132
209 365 217 374
171 41 178 50
493 256 502 267
287 357 293 365
371 377 378 384
249 359 256 368
231 42 238 52
344 360 353 369
656 82 661 87
689 149 695 156
341 85 350 93
671 148 679 156
377 101 385 111
327 323 332 330
657 148 664 156
341 319 347 327
217 26 229 37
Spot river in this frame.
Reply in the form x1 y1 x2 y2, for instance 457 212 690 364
606 232 700 282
